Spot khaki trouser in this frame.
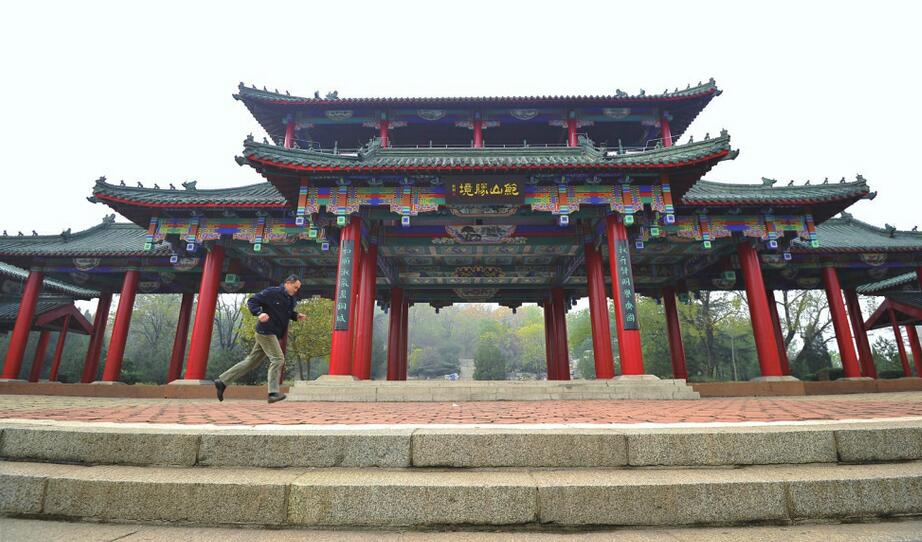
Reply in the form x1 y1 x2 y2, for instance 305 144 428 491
219 333 284 394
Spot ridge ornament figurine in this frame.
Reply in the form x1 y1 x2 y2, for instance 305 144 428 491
214 274 305 403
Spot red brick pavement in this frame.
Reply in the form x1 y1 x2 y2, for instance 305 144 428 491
2 395 922 425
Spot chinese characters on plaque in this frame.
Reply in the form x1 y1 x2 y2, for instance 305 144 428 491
445 176 525 205
613 239 639 330
333 240 354 330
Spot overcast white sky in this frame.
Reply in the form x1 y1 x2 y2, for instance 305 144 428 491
1 0 919 236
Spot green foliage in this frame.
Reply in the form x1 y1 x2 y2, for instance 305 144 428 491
473 335 506 380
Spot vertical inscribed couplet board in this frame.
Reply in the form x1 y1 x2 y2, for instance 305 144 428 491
614 239 639 330
334 240 355 330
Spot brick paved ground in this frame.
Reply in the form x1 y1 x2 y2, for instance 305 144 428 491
1 392 921 425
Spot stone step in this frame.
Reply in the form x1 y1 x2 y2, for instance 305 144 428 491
3 460 921 527
2 421 920 468
288 377 701 401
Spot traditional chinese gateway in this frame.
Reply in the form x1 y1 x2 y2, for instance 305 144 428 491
2 79 922 388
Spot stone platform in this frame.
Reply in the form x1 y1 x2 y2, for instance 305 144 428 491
1 392 922 529
289 375 700 401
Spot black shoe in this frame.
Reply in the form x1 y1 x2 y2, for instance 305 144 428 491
214 379 226 402
268 392 287 404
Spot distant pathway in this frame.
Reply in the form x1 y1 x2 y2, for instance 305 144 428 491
1 392 921 426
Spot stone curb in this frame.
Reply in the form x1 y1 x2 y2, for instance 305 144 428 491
1 423 920 468
2 461 921 527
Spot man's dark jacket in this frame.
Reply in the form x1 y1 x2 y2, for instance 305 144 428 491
247 285 298 338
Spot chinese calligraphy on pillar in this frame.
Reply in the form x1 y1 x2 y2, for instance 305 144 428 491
614 239 639 330
334 240 355 330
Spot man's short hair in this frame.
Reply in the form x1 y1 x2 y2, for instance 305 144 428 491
284 274 301 283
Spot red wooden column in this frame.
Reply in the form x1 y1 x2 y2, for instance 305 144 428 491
662 287 688 380
844 288 877 378
765 290 792 376
183 245 225 381
48 315 71 382
397 297 409 380
473 117 483 148
660 112 673 147
27 331 52 382
889 309 912 377
905 326 922 377
821 267 863 378
329 217 362 376
100 270 140 382
385 288 404 381
543 299 558 380
605 215 645 375
567 117 578 147
167 292 195 382
353 243 378 380
2 270 44 380
379 119 389 148
550 287 570 380
81 293 112 383
283 120 295 149
585 243 615 378
737 242 785 378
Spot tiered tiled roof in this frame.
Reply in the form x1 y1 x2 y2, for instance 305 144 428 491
235 79 721 107
238 132 735 173
235 80 721 148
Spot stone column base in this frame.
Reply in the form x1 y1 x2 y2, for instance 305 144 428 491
315 374 361 383
750 375 801 382
613 374 661 382
90 381 127 385
0 378 26 383
837 377 875 381
168 379 214 385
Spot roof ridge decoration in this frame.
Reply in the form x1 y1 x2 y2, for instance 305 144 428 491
233 78 721 106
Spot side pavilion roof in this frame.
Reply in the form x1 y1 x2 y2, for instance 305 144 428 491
793 214 922 253
857 271 918 295
0 262 99 300
0 217 172 258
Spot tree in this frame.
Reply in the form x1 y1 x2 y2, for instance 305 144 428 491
473 334 506 380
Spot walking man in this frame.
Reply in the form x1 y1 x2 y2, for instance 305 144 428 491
214 274 305 403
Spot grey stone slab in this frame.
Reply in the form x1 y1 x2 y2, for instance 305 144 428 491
0 461 59 514
198 430 412 468
835 427 922 462
627 428 837 466
785 462 922 519
0 426 200 466
288 469 537 526
42 464 302 524
412 429 628 467
534 468 787 526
